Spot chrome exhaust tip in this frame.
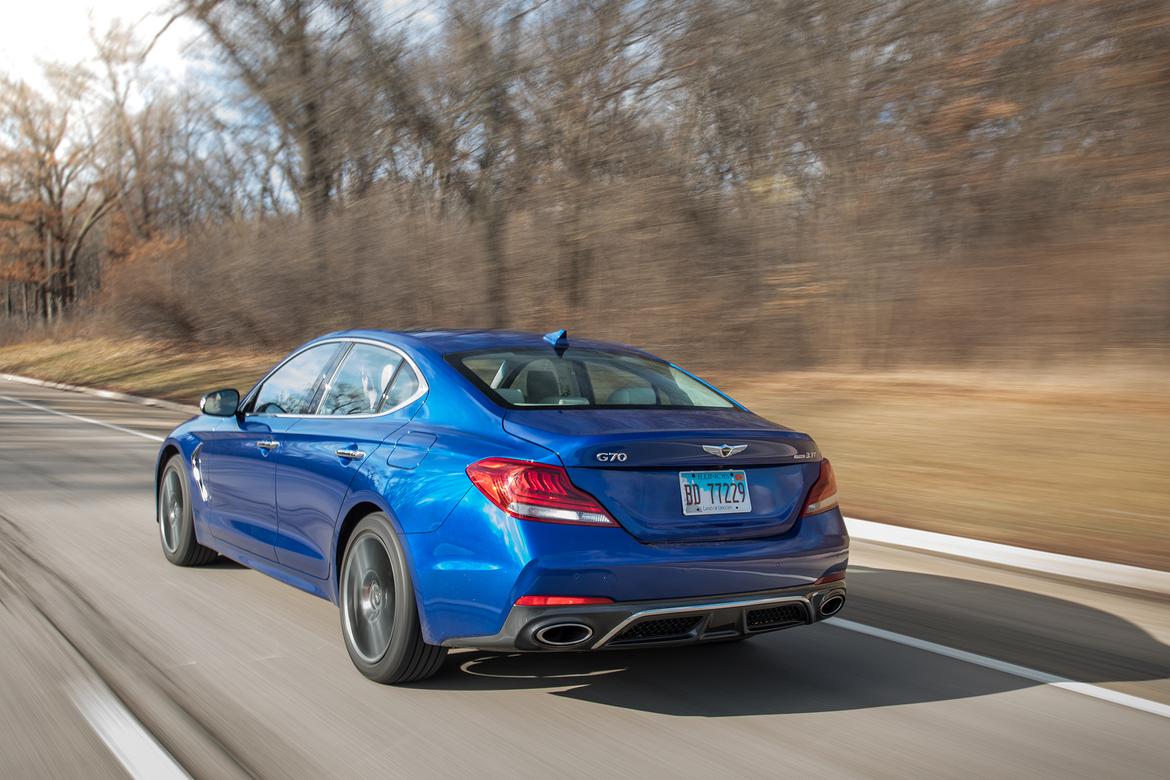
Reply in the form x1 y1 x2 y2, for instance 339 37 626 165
819 592 846 617
533 622 594 647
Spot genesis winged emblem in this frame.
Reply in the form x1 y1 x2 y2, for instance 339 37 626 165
703 444 748 458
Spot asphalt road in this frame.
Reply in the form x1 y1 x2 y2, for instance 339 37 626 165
0 377 1167 778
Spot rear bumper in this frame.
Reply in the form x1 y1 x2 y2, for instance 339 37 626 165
408 491 849 645
442 580 846 651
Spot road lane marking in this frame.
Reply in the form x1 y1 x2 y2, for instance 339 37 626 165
830 618 1170 720
844 517 1170 595
1 372 191 412
71 680 189 780
0 393 165 442
7 383 1170 721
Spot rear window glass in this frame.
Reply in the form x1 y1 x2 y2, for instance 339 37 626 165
319 344 404 416
450 348 735 409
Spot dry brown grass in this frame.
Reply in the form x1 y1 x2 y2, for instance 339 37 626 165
0 338 277 407
727 370 1170 571
2 338 1167 570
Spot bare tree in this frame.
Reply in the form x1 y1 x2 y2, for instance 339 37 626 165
0 69 118 321
4 0 1170 363
178 0 359 274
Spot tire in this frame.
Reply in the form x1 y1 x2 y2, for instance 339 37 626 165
158 455 219 567
339 513 447 684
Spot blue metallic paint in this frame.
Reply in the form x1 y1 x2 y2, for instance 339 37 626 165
195 415 294 559
156 329 849 647
275 407 417 578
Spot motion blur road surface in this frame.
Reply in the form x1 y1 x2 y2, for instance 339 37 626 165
0 377 1168 778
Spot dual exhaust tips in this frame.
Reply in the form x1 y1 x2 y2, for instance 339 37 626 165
531 592 845 648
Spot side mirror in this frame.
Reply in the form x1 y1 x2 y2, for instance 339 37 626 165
200 388 240 417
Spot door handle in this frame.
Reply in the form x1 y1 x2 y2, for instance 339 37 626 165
257 440 279 451
336 449 365 460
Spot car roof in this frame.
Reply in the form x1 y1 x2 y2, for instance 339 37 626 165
311 329 660 359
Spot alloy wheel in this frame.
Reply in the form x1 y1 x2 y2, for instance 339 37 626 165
342 533 397 663
160 468 183 554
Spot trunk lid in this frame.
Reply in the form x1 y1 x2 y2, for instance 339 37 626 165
503 408 822 542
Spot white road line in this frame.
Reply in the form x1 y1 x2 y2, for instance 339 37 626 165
6 384 1170 722
1 372 192 412
0 393 165 442
844 517 1170 595
71 680 189 780
830 618 1170 720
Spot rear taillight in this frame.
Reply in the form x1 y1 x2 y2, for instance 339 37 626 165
801 459 839 517
466 458 618 527
514 595 614 606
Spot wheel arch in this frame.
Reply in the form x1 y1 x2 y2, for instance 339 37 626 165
154 442 183 512
334 499 397 594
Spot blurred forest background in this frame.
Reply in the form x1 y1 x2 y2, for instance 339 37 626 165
2 0 1169 565
2 0 1168 368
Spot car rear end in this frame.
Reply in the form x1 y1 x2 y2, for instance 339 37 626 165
412 342 849 651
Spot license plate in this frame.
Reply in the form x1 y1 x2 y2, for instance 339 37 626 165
679 470 752 516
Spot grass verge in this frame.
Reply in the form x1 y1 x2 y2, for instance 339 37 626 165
2 338 1166 571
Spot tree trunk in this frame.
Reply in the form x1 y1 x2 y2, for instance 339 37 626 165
482 203 508 329
302 122 331 281
295 0 330 282
563 192 593 314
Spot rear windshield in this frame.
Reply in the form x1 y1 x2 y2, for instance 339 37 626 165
449 348 736 409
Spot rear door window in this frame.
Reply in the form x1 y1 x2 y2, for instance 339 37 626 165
319 344 410 416
381 361 421 411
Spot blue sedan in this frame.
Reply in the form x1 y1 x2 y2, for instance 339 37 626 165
155 329 849 683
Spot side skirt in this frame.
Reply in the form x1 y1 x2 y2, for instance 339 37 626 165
200 538 335 603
